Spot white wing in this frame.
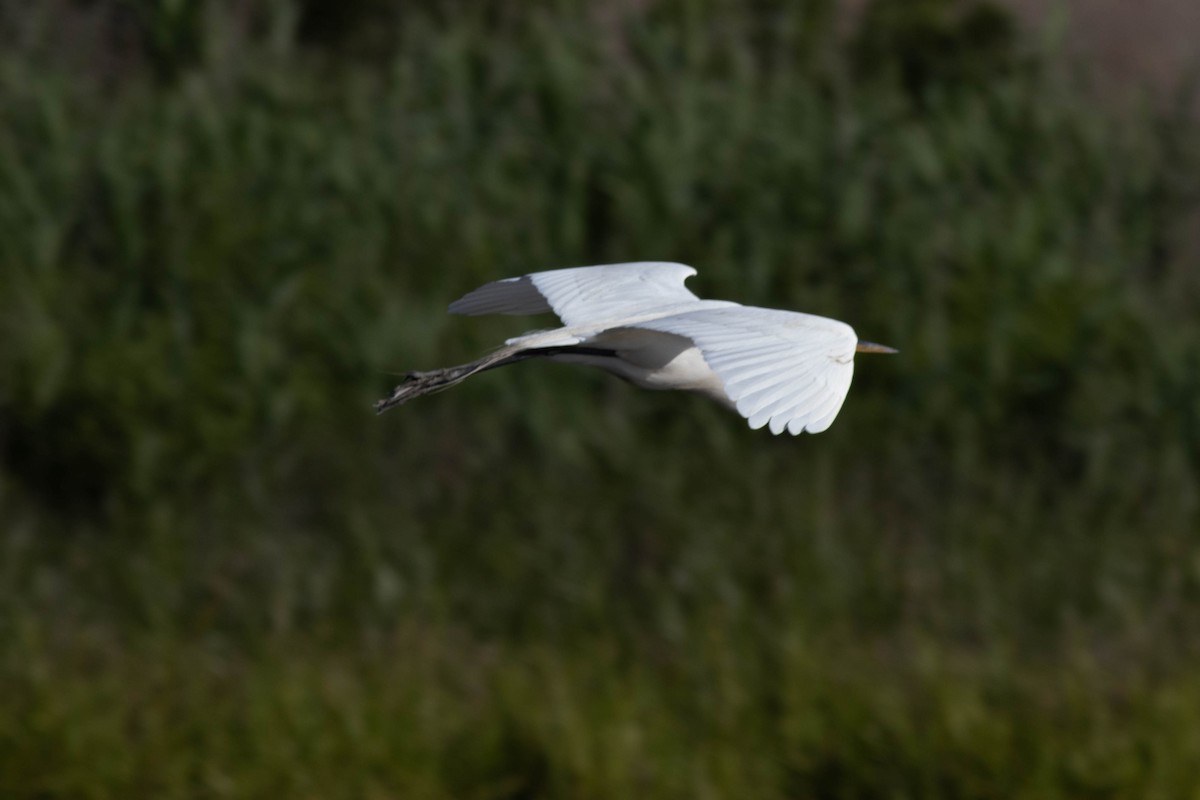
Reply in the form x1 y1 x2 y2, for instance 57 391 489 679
631 306 858 435
448 262 700 327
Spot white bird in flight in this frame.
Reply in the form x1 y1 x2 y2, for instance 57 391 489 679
377 262 896 435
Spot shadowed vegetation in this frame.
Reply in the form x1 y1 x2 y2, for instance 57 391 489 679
1 0 1199 797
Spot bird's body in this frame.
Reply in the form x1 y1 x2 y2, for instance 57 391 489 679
377 262 895 435
536 327 732 404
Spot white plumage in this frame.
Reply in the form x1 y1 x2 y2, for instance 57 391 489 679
377 262 895 435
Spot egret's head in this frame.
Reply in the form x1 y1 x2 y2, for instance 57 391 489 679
855 341 898 354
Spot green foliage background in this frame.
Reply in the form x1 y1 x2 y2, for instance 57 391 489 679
2 0 1199 797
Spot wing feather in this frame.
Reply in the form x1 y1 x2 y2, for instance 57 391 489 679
632 306 858 436
805 367 855 433
445 276 554 317
449 262 700 327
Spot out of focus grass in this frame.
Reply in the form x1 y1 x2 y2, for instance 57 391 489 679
2 1 1199 797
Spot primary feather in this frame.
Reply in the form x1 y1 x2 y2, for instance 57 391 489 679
449 262 702 326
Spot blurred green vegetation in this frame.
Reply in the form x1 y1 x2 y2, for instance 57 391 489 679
2 0 1200 797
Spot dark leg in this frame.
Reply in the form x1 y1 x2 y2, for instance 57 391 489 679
374 345 617 414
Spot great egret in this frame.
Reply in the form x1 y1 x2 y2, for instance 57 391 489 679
376 262 895 435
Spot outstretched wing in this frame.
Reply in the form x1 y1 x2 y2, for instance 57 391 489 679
631 306 858 435
448 262 701 327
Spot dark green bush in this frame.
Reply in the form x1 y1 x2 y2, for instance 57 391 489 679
2 1 1199 796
